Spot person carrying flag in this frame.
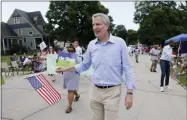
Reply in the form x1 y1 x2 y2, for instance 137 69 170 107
56 13 135 120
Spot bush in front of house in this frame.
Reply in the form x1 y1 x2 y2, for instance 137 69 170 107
9 44 28 54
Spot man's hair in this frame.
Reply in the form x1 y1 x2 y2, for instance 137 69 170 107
92 13 111 31
169 40 174 44
74 40 79 43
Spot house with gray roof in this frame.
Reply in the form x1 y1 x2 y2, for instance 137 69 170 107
1 9 50 54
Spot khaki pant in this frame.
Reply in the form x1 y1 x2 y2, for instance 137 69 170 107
89 84 122 120
150 60 158 71
135 55 139 62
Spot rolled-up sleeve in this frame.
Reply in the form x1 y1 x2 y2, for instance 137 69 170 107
74 43 92 73
120 40 136 89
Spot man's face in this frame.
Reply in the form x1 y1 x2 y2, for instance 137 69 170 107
170 41 175 47
73 41 79 47
92 16 109 38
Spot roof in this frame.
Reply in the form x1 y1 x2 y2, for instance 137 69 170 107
1 9 48 38
15 9 47 36
1 22 17 37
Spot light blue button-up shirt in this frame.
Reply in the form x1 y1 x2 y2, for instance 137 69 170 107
74 34 136 89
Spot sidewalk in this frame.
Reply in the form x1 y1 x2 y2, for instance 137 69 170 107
1 55 186 120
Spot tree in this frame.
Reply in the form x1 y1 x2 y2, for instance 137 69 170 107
126 29 138 45
133 1 186 45
45 1 115 46
112 25 127 41
178 2 187 32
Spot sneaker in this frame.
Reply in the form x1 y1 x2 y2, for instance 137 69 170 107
160 87 164 92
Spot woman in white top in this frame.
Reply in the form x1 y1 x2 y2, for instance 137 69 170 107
48 46 57 82
73 40 83 61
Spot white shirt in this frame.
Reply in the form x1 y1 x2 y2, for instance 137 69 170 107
135 48 140 55
127 46 132 53
160 45 173 62
75 46 82 56
149 48 158 60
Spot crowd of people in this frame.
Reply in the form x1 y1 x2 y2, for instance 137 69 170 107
9 39 84 74
127 40 187 93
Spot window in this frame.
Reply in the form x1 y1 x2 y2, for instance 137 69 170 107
30 42 32 46
8 39 11 47
19 40 22 46
18 29 22 35
24 38 27 43
14 17 20 24
34 16 38 21
28 32 33 35
1 40 3 49
4 39 8 47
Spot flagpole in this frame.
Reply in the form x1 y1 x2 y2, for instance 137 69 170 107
176 41 182 66
178 40 181 57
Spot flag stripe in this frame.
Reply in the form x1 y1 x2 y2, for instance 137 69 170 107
39 74 61 98
41 87 56 104
40 88 54 105
42 84 57 103
38 89 53 105
41 74 61 99
37 75 60 101
37 75 61 100
37 89 53 105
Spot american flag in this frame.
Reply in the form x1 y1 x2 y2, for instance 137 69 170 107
27 74 61 105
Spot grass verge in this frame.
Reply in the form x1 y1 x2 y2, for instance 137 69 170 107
170 67 187 87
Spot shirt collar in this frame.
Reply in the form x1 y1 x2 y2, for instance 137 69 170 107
95 34 115 44
167 45 172 49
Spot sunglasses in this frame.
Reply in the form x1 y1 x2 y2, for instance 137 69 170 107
68 49 74 53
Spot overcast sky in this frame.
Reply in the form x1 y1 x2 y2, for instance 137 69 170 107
2 2 139 30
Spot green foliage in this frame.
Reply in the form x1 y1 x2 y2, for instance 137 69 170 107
134 1 187 45
127 29 138 45
112 25 127 41
45 1 115 46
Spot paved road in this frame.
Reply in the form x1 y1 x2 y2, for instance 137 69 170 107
1 55 186 120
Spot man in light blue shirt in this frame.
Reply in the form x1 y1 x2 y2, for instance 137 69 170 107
56 13 135 120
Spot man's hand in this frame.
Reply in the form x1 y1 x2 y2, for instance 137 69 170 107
125 94 133 110
56 67 64 73
56 67 76 73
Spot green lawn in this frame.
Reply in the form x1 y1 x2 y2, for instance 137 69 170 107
171 67 187 87
1 54 32 64
1 55 33 71
1 55 25 65
1 55 14 64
